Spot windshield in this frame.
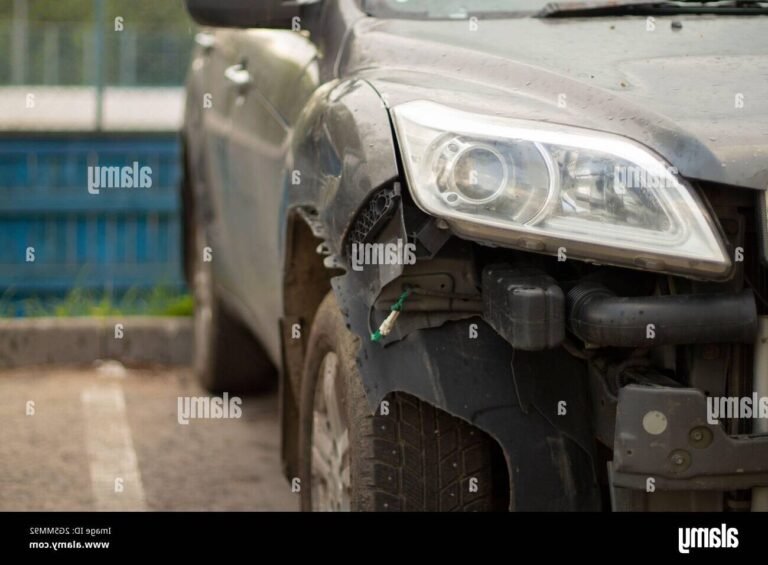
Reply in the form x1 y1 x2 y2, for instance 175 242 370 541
363 0 550 18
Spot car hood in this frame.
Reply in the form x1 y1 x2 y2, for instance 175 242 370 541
343 15 768 190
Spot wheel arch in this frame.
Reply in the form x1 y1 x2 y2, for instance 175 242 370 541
333 268 603 511
278 76 400 480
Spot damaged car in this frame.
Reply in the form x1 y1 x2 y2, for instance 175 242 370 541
180 0 768 511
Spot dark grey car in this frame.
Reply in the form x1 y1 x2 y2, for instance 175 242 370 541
181 0 768 511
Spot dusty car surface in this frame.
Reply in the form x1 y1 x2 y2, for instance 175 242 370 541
181 0 768 511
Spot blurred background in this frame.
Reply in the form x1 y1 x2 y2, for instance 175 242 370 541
0 1 297 514
0 0 194 316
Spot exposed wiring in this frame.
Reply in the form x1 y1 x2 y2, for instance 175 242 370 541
371 289 411 342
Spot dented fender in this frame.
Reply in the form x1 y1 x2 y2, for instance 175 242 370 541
282 78 399 260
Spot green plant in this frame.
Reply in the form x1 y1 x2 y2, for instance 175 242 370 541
0 285 194 317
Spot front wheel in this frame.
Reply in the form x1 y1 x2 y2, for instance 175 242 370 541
299 293 508 511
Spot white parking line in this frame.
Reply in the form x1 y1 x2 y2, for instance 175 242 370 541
81 384 147 510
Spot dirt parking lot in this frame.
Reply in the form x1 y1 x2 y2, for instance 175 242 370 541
0 365 297 511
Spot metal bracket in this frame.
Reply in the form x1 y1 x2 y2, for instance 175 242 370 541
612 385 768 490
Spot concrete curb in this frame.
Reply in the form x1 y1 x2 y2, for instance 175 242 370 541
0 317 192 369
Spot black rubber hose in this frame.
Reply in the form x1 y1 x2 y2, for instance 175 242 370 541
568 283 758 346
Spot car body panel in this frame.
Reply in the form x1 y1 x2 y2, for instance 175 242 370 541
225 29 319 359
342 15 768 190
285 78 400 256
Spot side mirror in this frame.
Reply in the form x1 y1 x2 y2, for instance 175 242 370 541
185 0 300 29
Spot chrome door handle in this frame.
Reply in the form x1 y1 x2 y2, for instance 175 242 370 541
224 64 251 88
194 32 216 51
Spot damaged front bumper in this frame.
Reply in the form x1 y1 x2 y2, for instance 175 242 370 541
610 385 768 492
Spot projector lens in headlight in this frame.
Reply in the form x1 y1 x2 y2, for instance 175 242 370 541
450 143 506 202
392 100 731 279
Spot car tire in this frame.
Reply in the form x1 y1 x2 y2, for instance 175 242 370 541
192 227 275 393
299 292 508 511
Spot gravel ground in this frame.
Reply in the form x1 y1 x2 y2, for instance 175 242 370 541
0 365 297 511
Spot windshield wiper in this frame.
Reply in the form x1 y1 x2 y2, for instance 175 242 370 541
538 0 768 17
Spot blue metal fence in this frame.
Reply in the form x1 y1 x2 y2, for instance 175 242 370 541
0 134 184 301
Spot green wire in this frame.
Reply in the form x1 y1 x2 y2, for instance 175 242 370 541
370 289 411 342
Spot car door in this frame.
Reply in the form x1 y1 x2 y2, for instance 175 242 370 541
196 28 246 297
225 27 320 359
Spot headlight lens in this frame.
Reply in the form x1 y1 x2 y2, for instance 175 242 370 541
392 100 731 279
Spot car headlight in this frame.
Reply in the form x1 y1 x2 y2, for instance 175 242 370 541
391 100 731 280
